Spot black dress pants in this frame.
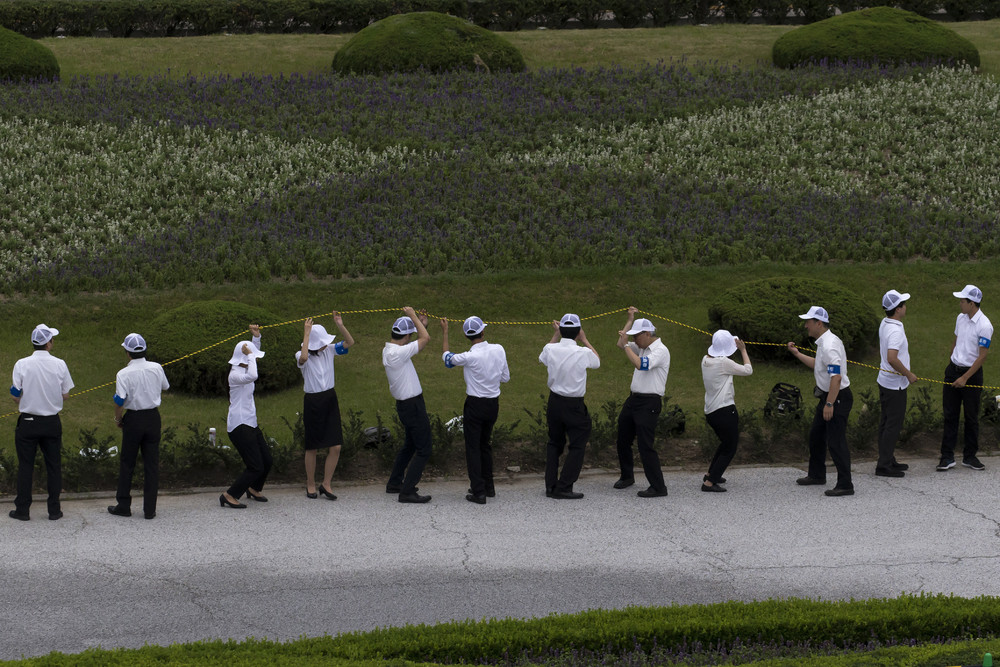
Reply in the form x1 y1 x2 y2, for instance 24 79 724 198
388 394 433 494
464 395 499 497
807 387 853 489
14 414 62 516
545 392 590 493
705 405 739 484
877 385 907 470
616 393 666 492
116 408 161 516
227 424 273 499
941 362 982 461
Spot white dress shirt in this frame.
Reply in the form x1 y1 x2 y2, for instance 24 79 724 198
878 317 911 390
538 338 600 398
814 329 850 393
115 358 170 410
11 350 74 416
443 341 510 398
227 338 261 432
295 342 348 394
383 341 422 401
952 309 993 367
626 338 670 395
701 356 753 414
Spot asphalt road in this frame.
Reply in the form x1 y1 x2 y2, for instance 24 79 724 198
1 457 999 661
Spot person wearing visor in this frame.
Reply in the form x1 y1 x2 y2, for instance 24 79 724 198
614 307 671 498
700 330 753 492
9 324 74 522
384 307 433 504
296 312 355 500
876 290 917 478
788 306 854 496
108 333 170 520
220 324 272 509
938 284 992 472
442 315 510 504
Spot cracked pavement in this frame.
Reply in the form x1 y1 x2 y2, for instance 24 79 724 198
1 456 999 660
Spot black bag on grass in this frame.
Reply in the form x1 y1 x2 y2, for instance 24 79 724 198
764 382 801 418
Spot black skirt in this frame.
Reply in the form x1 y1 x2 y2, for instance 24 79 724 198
303 387 344 450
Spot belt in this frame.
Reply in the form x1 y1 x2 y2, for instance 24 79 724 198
630 392 660 398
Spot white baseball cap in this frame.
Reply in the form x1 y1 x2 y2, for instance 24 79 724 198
707 329 738 357
560 314 581 327
121 333 147 353
882 290 910 311
228 341 265 365
954 285 983 303
31 324 59 346
798 306 830 323
307 324 336 351
463 316 487 336
392 316 417 335
625 318 656 336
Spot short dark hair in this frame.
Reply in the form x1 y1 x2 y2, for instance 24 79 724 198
32 343 47 351
128 351 147 360
465 333 482 343
885 305 899 317
559 326 580 340
391 332 408 341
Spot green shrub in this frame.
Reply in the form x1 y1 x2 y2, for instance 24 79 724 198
332 11 525 74
146 300 302 398
772 7 980 68
707 277 879 362
0 24 58 80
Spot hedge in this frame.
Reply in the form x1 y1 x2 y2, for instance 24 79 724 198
0 23 58 80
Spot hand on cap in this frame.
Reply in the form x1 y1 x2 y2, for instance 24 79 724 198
241 342 253 355
735 337 746 352
249 323 260 338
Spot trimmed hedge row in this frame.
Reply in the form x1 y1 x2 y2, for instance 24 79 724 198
0 0 994 37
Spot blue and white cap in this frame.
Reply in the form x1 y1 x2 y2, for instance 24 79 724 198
954 284 983 303
626 318 656 336
463 316 487 336
881 290 910 311
121 333 147 353
798 306 829 323
392 316 417 336
560 314 581 327
31 324 59 346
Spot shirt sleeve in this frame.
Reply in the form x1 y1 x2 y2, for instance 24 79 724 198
11 361 22 394
978 320 994 349
114 370 128 404
885 327 905 352
444 351 468 368
586 348 601 369
825 344 845 376
500 347 511 383
229 359 259 385
61 362 75 394
538 346 549 366
160 366 170 391
252 335 262 350
723 358 753 376
295 350 306 368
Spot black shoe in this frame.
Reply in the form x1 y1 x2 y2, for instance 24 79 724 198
824 487 855 497
247 489 269 502
48 511 63 521
701 483 727 492
465 493 486 504
386 484 413 494
108 505 132 517
796 476 826 486
637 487 668 498
398 492 431 504
219 494 246 509
936 458 956 471
703 474 727 484
545 487 555 498
875 467 904 478
8 510 29 521
318 484 337 500
144 513 156 520
613 477 634 489
306 488 319 499
963 456 986 471
891 461 909 471
468 488 496 498
551 490 584 499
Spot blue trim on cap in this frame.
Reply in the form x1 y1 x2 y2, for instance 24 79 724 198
113 394 125 406
979 336 991 349
827 364 841 375
10 386 22 398
334 341 348 355
444 352 455 368
639 357 649 371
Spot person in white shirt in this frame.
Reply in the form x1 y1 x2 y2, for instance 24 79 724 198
108 333 170 520
787 306 854 497
876 290 917 478
442 315 510 504
700 330 752 493
384 307 433 504
9 324 74 522
938 284 992 472
220 324 272 509
538 314 600 499
614 307 671 498
296 312 355 501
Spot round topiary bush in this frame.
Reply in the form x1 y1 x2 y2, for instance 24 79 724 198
772 7 980 69
146 301 301 398
0 25 59 81
332 12 526 75
707 278 879 361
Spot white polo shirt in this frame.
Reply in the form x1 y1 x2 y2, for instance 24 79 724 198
814 329 850 393
114 358 169 410
384 341 422 401
626 337 670 395
443 341 510 398
11 350 74 416
538 338 600 398
878 317 910 390
701 356 753 414
952 309 993 367
227 338 261 432
295 342 348 394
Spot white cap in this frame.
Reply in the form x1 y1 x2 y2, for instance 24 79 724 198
882 290 910 311
228 341 265 366
121 333 147 353
798 306 830 323
954 284 983 303
560 314 581 327
625 318 656 336
707 330 738 357
307 324 336 351
463 316 486 336
31 324 59 346
392 316 417 335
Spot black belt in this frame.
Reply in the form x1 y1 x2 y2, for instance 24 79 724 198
396 393 423 404
129 407 160 414
631 392 660 398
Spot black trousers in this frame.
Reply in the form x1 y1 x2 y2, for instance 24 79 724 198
14 414 62 516
877 385 907 470
616 393 666 492
941 362 982 461
227 424 273 499
545 392 591 493
388 394 432 494
464 395 499 497
807 386 853 489
116 408 161 516
705 405 739 484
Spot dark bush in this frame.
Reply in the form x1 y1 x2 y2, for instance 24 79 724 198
707 277 879 362
332 11 525 74
146 300 302 398
0 24 59 80
772 7 980 68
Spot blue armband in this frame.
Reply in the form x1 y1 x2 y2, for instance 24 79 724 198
979 336 991 349
10 386 22 398
827 364 841 375
113 394 125 406
444 352 455 369
334 341 348 355
639 357 650 371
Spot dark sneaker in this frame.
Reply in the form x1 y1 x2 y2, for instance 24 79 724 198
962 457 986 471
875 467 904 478
891 461 909 471
936 458 956 471
796 476 825 486
824 487 855 497
637 487 668 498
